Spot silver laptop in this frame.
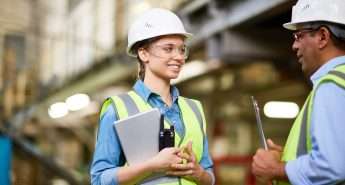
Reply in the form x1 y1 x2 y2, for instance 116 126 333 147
114 108 161 165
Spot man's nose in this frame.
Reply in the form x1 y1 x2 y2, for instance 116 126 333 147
292 40 299 53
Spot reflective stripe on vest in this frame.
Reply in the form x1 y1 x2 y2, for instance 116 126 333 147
99 90 206 185
278 64 345 185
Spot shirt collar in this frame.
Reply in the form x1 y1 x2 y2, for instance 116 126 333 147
310 55 345 86
132 80 180 102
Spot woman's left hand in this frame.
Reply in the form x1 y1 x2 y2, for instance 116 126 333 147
166 141 204 182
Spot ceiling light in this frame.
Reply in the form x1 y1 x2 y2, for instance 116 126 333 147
65 93 90 111
48 102 68 119
264 101 299 119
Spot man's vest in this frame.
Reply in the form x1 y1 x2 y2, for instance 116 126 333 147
277 64 345 185
99 90 207 185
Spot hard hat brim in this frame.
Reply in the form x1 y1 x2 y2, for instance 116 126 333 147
283 20 323 30
283 22 297 30
284 20 345 31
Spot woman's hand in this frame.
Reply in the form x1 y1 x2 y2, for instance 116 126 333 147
147 147 183 173
167 141 204 182
117 147 182 185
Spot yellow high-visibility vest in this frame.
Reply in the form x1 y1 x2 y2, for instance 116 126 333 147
100 90 207 185
277 64 345 185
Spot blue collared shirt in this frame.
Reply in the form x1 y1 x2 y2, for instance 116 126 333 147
90 80 214 185
286 56 345 185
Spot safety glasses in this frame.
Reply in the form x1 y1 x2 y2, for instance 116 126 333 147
148 44 189 59
293 27 320 41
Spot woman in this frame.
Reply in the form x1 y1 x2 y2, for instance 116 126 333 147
90 8 214 185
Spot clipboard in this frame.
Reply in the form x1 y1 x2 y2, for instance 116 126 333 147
113 108 162 165
251 96 268 150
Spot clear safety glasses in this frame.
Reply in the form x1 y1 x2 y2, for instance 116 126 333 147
293 27 320 42
148 44 189 59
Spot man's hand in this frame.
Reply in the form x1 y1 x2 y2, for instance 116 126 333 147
252 139 287 182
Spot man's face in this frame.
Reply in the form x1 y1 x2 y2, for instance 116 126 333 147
292 26 322 77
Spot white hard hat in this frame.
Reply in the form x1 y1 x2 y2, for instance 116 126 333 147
127 8 192 57
283 0 345 30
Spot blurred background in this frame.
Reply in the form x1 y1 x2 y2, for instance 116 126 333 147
0 0 310 184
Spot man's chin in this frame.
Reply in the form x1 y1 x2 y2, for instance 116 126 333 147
302 68 313 78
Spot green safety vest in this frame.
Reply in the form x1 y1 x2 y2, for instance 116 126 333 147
99 90 207 185
277 64 345 185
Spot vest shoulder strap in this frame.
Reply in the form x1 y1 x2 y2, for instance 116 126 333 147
315 65 345 95
97 93 139 140
182 97 206 135
116 93 140 116
99 92 141 120
319 63 345 83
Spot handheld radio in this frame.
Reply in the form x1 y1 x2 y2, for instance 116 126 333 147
159 115 175 151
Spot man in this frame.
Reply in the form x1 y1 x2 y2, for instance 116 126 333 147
251 0 345 184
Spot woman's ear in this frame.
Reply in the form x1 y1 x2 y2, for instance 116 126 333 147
138 48 149 63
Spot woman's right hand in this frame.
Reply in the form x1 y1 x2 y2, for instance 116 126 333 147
116 147 182 185
147 147 183 173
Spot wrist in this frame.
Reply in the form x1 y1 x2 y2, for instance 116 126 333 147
143 159 157 174
193 165 206 183
274 162 288 181
195 168 213 185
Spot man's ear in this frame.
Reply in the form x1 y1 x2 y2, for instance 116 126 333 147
138 48 149 63
318 27 331 49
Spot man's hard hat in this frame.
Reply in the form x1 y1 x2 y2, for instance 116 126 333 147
127 8 192 57
283 0 345 30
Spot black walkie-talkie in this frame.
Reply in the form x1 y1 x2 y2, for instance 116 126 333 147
159 115 175 151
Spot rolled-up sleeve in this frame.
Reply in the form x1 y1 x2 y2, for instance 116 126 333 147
286 83 345 185
200 134 215 185
90 107 125 185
